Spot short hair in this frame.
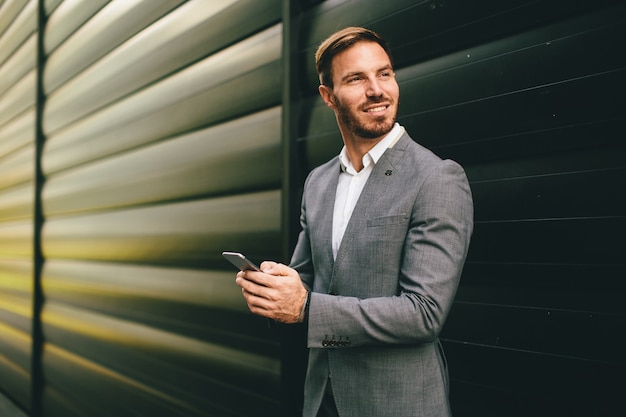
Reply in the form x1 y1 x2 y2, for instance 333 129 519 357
315 27 393 88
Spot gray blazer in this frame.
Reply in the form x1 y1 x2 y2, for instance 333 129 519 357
290 132 474 417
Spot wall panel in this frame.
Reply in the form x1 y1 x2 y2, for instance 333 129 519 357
43 0 111 55
43 190 281 266
0 0 35 66
0 0 36 412
43 107 282 215
0 34 35 97
38 0 283 416
295 1 626 417
0 111 34 160
43 23 281 174
43 0 221 131
44 0 187 92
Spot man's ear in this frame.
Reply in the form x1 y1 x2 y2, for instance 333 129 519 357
318 85 335 109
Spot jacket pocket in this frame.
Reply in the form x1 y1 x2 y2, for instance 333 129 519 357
366 214 409 227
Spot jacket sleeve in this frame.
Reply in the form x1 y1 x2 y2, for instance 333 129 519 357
289 170 315 291
306 160 473 348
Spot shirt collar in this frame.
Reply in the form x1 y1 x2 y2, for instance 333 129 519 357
339 123 405 173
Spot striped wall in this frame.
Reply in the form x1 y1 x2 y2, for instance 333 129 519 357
294 1 626 416
2 1 285 416
0 1 624 416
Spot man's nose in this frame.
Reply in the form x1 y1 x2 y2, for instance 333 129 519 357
366 78 383 97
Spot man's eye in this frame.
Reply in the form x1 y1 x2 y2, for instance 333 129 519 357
348 76 362 83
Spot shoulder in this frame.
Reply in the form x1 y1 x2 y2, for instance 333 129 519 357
302 157 340 198
394 132 466 178
305 156 339 183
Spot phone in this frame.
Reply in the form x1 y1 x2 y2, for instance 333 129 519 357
222 251 262 272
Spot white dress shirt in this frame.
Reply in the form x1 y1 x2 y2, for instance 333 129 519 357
332 123 405 259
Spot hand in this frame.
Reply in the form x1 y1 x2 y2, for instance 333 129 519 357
235 262 308 324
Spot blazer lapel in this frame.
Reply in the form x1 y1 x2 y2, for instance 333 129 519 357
333 134 410 269
314 159 341 277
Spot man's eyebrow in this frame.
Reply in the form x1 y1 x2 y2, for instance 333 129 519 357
341 65 394 81
341 71 364 81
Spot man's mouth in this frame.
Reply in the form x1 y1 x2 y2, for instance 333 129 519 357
366 105 387 113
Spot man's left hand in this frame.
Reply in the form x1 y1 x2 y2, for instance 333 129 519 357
235 262 308 324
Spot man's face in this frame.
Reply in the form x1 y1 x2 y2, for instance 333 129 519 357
320 41 399 141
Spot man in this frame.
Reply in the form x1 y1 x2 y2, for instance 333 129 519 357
236 27 473 417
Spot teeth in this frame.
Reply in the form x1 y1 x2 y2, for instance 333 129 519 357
367 106 386 112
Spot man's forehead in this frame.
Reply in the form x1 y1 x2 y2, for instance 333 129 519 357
332 42 392 73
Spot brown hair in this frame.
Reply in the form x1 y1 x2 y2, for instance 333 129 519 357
315 27 393 88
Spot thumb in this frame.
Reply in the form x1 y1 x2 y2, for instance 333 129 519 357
260 261 279 274
261 262 291 276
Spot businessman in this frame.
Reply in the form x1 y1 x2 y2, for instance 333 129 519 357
236 27 473 417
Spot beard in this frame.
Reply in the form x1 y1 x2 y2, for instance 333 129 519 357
334 94 398 139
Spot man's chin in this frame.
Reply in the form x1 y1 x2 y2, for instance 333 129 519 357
355 121 395 139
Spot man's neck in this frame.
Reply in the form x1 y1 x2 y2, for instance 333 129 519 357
340 129 385 172
340 123 404 172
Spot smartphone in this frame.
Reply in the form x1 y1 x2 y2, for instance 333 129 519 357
222 251 262 272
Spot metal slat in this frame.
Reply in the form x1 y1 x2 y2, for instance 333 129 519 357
0 69 35 127
42 342 277 417
0 260 32 408
0 0 34 67
0 111 33 159
0 184 33 221
42 301 279 391
0 220 32 259
44 0 186 91
0 144 33 191
43 106 281 215
43 0 271 136
0 259 33 335
43 0 111 54
42 258 279 355
0 0 36 414
43 190 281 265
0 324 31 408
0 0 30 38
39 243 282 415
42 260 247 314
43 23 282 174
0 33 34 97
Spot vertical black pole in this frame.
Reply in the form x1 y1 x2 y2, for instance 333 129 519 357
281 0 300 261
280 1 307 416
32 1 46 416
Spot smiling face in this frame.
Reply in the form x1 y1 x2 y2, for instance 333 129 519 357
319 41 399 143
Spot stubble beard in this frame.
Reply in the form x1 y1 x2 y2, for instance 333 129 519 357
335 95 398 140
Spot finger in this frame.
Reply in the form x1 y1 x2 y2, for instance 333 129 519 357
240 277 273 299
235 271 263 289
263 262 291 276
243 289 274 315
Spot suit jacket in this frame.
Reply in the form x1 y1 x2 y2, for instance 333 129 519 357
290 132 474 417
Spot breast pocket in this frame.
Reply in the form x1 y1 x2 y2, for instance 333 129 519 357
365 214 410 244
366 214 409 228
